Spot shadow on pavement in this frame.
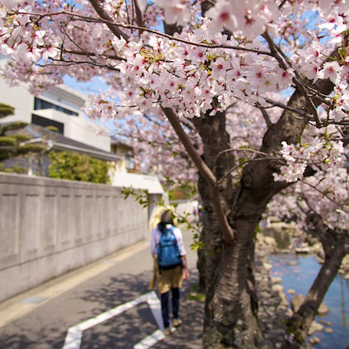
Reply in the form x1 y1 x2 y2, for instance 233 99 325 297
79 270 204 348
0 321 67 349
0 269 204 349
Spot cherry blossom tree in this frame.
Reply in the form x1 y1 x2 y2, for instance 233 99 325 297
264 124 349 348
1 0 349 347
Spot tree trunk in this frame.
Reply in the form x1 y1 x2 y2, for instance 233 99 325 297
196 232 206 293
281 237 348 349
193 111 263 348
203 220 262 348
196 169 209 293
193 88 332 347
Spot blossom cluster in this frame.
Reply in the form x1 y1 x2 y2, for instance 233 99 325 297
106 29 296 121
273 138 344 183
1 0 349 198
1 0 349 124
84 94 120 121
83 92 201 184
305 169 349 230
267 167 349 231
0 0 348 123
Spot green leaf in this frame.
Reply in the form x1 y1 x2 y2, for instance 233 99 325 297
12 134 31 142
45 126 59 133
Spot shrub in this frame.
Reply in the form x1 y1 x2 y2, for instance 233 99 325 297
48 151 110 184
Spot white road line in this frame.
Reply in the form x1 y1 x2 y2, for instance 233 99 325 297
133 329 165 349
146 291 164 331
62 291 166 349
62 327 83 349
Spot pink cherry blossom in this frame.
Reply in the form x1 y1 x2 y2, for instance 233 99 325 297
206 1 239 35
210 57 229 80
319 61 341 85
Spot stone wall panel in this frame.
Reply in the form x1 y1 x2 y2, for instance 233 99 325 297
0 173 149 303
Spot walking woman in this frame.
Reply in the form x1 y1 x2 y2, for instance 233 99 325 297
150 210 190 335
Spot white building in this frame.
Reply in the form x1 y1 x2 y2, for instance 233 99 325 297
0 55 164 195
0 65 111 153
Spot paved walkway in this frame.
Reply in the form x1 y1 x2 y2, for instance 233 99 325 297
0 229 204 349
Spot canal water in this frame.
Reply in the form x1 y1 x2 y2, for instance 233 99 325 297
268 253 349 348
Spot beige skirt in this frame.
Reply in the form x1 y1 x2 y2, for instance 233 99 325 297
157 265 183 294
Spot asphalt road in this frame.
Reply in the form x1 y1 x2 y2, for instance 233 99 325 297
0 228 203 349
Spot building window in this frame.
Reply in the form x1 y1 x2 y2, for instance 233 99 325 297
34 97 79 116
125 155 135 170
32 114 64 134
111 144 117 154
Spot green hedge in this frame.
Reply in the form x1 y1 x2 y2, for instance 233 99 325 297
0 136 17 146
0 122 28 136
48 151 110 184
16 144 46 154
3 167 28 174
0 103 15 118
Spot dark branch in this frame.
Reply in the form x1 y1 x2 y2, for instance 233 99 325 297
88 0 129 41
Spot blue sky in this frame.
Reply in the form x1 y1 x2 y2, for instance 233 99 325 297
63 76 119 132
63 75 108 95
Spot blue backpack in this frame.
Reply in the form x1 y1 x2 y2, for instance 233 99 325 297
157 226 182 269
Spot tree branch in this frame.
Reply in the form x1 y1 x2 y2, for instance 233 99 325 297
214 148 272 170
18 10 273 56
281 236 348 349
257 103 273 127
133 0 145 34
61 48 126 61
263 97 313 120
218 156 283 186
44 59 120 71
263 31 322 127
60 20 97 64
161 107 234 243
88 0 129 41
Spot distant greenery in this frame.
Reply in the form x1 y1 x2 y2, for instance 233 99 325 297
2 166 28 174
168 180 198 201
0 103 45 174
48 151 110 184
0 105 108 179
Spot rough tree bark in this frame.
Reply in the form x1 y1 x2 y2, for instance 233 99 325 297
192 111 263 348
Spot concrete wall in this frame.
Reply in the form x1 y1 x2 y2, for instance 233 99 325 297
0 173 149 303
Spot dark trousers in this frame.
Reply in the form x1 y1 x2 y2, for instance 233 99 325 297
161 288 180 328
